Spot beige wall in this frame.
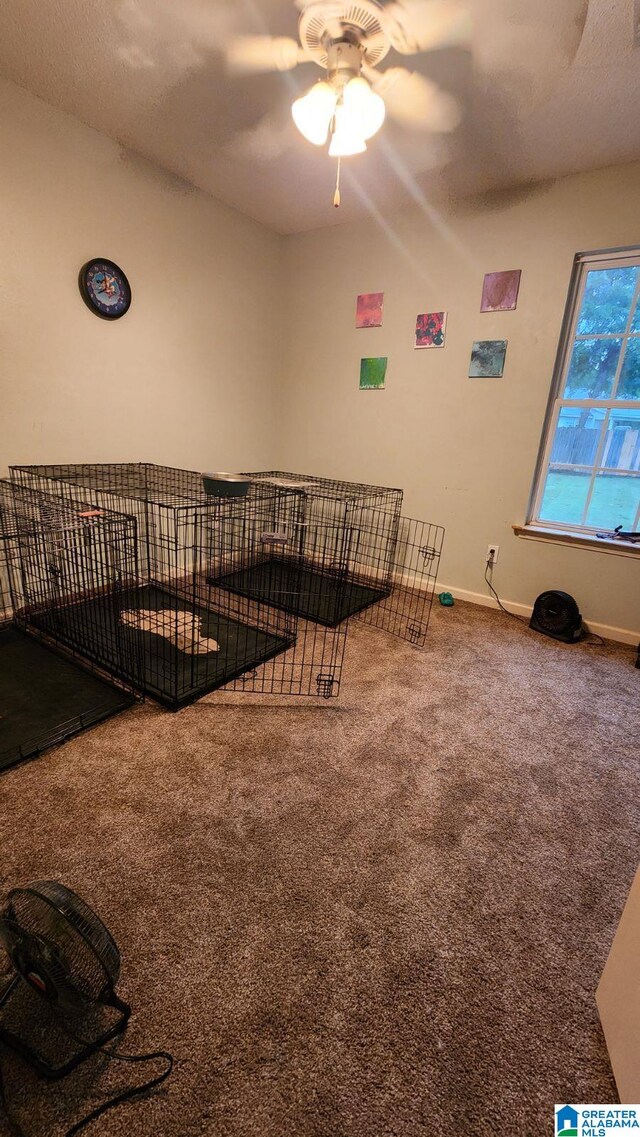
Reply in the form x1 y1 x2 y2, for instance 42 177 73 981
0 78 283 475
279 165 640 636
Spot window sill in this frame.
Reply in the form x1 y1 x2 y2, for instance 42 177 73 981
513 524 640 558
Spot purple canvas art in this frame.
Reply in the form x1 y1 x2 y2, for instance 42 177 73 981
481 270 522 313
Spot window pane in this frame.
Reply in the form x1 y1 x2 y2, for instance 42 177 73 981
539 469 591 525
617 337 640 400
576 266 639 334
549 406 603 466
563 337 622 398
631 303 640 333
602 408 640 471
585 473 640 530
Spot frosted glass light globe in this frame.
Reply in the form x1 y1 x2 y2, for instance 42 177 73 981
328 104 367 157
292 81 337 146
343 76 386 140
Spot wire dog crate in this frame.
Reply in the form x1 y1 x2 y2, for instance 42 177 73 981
229 473 444 651
10 464 350 705
218 471 405 627
0 481 138 771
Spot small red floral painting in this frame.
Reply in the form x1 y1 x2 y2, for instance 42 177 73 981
415 311 447 349
356 292 384 328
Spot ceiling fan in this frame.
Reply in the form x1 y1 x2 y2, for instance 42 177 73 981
226 0 589 204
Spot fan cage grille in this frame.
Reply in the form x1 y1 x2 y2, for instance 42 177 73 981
532 591 580 633
4 882 120 1008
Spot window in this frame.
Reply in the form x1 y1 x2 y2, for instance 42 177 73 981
530 249 640 538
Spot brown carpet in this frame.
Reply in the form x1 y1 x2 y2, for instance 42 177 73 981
0 602 638 1136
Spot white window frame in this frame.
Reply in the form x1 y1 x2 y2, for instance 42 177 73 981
528 246 640 537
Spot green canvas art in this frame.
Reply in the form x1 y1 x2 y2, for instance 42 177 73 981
360 357 387 390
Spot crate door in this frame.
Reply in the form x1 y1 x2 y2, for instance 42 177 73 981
355 515 445 646
217 518 352 699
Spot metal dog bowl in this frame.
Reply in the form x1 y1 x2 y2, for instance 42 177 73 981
202 472 251 498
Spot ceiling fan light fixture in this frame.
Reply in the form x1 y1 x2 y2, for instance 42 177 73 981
328 103 367 157
342 75 386 140
291 80 337 145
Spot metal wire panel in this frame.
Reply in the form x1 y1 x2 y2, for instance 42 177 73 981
220 614 348 698
13 463 288 508
214 516 353 698
243 470 403 505
356 515 445 646
0 494 20 627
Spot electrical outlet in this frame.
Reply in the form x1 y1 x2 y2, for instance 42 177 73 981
486 544 499 565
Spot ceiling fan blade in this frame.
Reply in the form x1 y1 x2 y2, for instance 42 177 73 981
226 35 303 74
369 66 461 132
381 1 472 55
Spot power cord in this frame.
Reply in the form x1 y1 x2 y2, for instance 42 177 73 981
484 557 605 647
484 559 527 623
583 629 606 647
59 1017 173 1137
0 1012 173 1137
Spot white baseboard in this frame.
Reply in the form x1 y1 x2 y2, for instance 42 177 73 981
436 583 639 646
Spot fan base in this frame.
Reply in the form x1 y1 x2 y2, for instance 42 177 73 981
528 615 583 644
0 976 131 1080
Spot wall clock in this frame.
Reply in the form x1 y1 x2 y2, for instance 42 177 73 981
78 259 131 320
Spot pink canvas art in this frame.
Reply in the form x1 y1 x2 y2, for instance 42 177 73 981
415 311 447 349
481 270 522 312
356 292 384 328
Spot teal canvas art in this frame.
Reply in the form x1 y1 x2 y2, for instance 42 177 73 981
469 341 507 378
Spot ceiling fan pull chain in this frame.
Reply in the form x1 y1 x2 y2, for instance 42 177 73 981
333 157 341 207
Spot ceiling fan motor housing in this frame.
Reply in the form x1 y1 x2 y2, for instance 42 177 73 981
529 590 583 644
299 0 390 67
326 39 364 83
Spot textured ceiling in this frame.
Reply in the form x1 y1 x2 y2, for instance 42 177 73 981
0 0 639 233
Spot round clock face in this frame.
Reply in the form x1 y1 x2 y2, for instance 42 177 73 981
79 259 131 319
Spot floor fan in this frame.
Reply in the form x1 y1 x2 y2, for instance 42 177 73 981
529 590 583 643
0 881 172 1137
0 881 130 1078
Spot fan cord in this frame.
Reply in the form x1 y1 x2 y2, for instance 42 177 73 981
484 561 605 646
484 562 526 623
333 157 341 208
583 629 606 647
59 1017 173 1137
